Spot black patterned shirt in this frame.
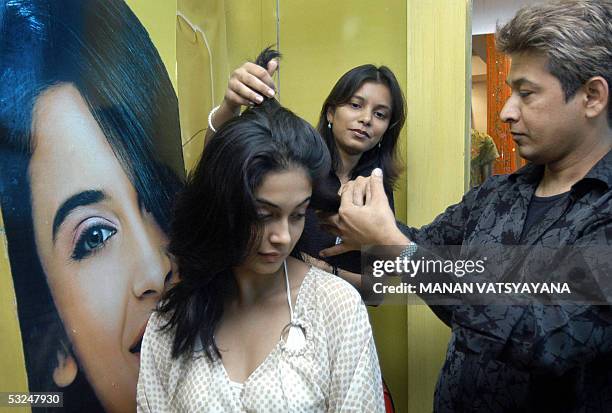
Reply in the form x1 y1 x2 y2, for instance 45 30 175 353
400 149 612 412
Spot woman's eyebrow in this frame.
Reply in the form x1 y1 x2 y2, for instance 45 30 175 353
255 196 311 209
52 189 107 242
353 94 391 110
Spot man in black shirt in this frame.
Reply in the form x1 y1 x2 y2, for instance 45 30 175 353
321 1 612 411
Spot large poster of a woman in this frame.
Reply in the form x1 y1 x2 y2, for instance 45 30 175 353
0 0 185 411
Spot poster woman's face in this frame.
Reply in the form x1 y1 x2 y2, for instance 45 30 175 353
28 84 172 413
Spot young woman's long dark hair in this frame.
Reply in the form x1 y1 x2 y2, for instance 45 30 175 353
159 49 331 362
316 65 406 188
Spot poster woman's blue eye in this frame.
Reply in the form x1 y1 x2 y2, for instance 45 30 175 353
72 225 117 260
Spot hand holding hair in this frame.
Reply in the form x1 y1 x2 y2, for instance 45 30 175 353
319 168 409 258
205 48 279 143
224 59 278 110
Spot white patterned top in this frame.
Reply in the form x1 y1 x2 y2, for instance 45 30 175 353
137 266 384 412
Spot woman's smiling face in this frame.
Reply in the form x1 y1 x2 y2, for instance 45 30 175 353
28 84 172 413
327 81 392 156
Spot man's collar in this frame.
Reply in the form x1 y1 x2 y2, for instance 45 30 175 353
580 148 612 189
509 162 542 185
509 149 612 190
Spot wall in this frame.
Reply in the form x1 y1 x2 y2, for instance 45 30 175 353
405 0 470 411
0 213 29 412
176 0 277 171
472 0 548 35
472 55 488 132
472 81 487 132
126 0 178 89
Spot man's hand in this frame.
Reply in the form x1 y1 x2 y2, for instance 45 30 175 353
319 168 409 257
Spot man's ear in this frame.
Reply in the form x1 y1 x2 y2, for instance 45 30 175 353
52 349 77 388
583 76 609 120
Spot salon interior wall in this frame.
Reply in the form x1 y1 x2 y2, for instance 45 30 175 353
404 1 471 411
0 1 178 409
0 212 29 413
126 0 178 89
176 0 278 171
472 54 488 132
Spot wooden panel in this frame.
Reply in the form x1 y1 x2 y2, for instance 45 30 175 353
406 0 470 411
0 210 30 413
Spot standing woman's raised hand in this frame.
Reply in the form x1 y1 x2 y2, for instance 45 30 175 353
206 58 278 142
225 59 278 109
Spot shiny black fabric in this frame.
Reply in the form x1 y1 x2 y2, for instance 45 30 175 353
400 150 612 412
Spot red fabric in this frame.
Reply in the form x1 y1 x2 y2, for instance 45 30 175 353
383 379 395 413
486 34 527 174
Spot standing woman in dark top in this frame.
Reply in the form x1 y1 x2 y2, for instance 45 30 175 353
300 65 405 289
207 60 406 293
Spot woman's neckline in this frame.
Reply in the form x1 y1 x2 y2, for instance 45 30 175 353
216 265 316 386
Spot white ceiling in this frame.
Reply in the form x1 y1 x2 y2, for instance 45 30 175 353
472 0 549 35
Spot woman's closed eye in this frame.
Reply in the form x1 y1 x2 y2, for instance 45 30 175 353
257 212 273 222
257 211 306 222
71 218 118 260
290 211 307 221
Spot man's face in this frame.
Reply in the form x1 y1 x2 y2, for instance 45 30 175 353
500 52 586 165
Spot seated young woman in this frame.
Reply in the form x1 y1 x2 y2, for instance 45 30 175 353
207 54 406 300
137 51 385 412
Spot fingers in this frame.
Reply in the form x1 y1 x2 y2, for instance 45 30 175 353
352 176 368 206
240 62 276 93
368 168 387 205
226 62 276 107
338 176 369 206
320 223 341 237
266 59 279 79
318 213 341 236
319 243 355 258
365 180 372 205
224 88 253 107
339 180 355 206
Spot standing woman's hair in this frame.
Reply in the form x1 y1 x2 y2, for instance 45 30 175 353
159 50 331 361
0 0 183 401
316 65 406 188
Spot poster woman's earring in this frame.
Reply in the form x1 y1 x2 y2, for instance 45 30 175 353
328 122 332 129
53 349 78 387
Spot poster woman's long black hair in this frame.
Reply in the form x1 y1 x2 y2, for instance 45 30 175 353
0 0 183 409
159 49 331 361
